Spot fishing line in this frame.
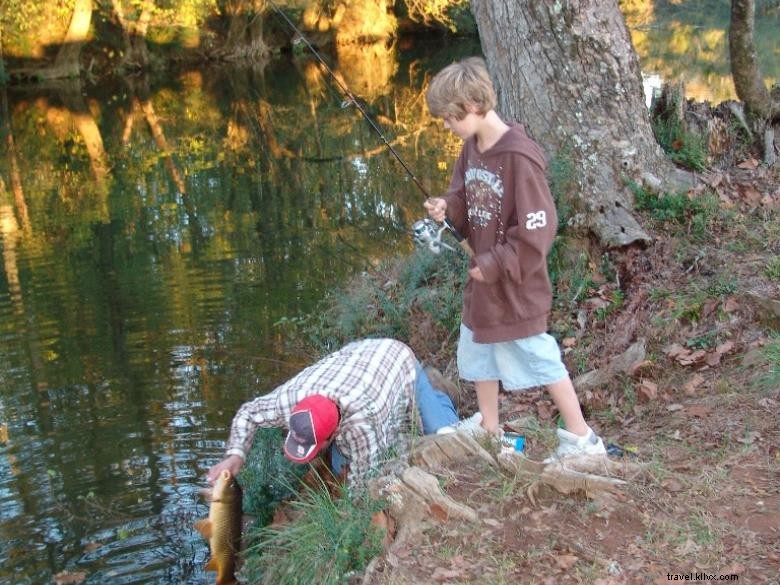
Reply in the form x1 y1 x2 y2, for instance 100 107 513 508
265 0 473 257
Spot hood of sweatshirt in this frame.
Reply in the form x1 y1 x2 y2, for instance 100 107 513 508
466 123 547 173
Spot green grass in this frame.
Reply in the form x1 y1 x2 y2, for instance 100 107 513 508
652 116 709 171
241 474 386 585
550 249 595 308
759 333 780 391
765 257 780 281
686 330 718 350
669 288 709 322
631 182 720 239
595 288 625 321
662 276 740 325
706 275 738 297
621 378 637 412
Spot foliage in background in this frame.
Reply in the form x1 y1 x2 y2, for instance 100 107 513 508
0 0 476 63
401 0 476 33
241 473 385 585
299 248 468 354
0 1 71 57
0 0 217 60
625 0 779 104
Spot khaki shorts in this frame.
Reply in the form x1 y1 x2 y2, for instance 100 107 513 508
456 324 569 390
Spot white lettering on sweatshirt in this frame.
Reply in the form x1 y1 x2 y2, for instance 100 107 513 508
464 165 504 229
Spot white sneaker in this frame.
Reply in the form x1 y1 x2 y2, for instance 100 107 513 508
544 427 606 463
436 412 484 436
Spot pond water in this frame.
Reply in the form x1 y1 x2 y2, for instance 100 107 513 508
627 0 779 104
0 39 477 584
0 6 777 584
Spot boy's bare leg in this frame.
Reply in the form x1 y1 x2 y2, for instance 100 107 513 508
546 377 589 436
475 380 500 434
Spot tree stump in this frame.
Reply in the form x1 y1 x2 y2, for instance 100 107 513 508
371 431 645 538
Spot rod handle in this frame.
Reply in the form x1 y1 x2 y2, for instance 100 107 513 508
443 219 474 258
456 239 475 258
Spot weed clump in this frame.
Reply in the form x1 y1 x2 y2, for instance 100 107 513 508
630 181 720 239
241 475 385 585
652 116 709 171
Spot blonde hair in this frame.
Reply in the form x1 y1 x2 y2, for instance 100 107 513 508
426 57 497 120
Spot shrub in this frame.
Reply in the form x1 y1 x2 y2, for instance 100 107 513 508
238 428 308 524
301 248 468 354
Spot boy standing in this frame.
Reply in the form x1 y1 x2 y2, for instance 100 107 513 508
424 57 606 460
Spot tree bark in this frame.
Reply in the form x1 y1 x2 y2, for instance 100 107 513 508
469 0 679 247
1 87 31 232
58 82 111 186
0 27 6 83
45 0 94 79
111 0 153 70
218 0 270 61
729 0 780 121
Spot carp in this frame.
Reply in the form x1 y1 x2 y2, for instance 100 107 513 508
195 470 243 585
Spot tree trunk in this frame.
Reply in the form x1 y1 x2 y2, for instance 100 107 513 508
729 0 779 121
58 82 111 186
469 0 680 247
46 0 94 79
1 88 31 232
219 0 270 60
0 27 6 83
111 0 152 70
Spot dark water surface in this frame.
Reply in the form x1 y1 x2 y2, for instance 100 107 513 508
0 6 777 582
0 40 475 584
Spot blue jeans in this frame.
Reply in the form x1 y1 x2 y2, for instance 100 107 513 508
330 363 459 475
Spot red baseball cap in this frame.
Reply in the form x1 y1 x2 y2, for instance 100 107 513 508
283 395 340 463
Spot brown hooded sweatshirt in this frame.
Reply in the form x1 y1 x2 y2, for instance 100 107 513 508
443 123 557 343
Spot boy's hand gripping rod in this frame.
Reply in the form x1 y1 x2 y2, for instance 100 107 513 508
266 0 474 258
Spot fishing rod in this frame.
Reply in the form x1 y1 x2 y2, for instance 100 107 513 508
266 0 473 258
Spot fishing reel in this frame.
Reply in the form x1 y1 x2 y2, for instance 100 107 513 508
411 218 455 255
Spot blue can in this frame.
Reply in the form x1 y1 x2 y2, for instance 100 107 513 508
502 432 525 453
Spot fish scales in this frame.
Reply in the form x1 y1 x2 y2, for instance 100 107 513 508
196 470 243 585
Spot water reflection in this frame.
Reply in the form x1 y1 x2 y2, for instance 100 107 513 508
0 6 777 579
0 41 460 584
626 0 778 103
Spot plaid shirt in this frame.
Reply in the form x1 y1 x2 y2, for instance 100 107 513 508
225 338 418 491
